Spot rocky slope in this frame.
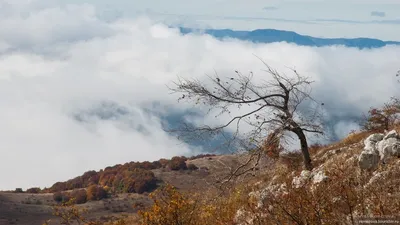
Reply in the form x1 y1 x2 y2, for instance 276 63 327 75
235 129 400 224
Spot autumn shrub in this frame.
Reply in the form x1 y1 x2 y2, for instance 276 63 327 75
361 98 400 132
87 185 108 201
49 182 68 193
138 183 246 225
150 160 162 169
110 169 157 194
167 156 188 170
187 163 198 170
70 189 87 204
158 158 169 168
138 184 199 225
262 131 283 159
13 188 23 193
53 191 70 203
26 187 41 193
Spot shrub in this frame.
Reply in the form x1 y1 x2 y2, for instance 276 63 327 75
49 182 67 193
158 158 169 168
26 187 41 193
87 185 107 201
14 188 23 193
138 184 244 225
70 189 87 204
262 131 283 159
362 98 400 132
53 191 70 203
138 184 197 224
168 156 187 170
187 163 198 170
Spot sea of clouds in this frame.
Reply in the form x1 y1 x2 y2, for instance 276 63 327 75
0 1 399 190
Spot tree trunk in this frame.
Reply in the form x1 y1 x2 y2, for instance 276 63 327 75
293 127 313 171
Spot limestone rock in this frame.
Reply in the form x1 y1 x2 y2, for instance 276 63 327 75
359 131 400 170
358 150 380 170
377 137 400 163
312 171 329 184
383 130 399 140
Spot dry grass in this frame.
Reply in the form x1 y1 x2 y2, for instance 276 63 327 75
7 126 400 225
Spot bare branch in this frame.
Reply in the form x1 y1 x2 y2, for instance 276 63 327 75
168 60 324 176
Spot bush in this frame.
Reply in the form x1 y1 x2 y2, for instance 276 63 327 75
53 192 63 203
70 189 87 204
53 192 70 203
158 158 169 168
361 98 400 132
123 169 157 194
168 156 187 170
14 188 23 193
138 184 197 224
87 185 107 201
262 131 283 159
187 163 198 170
138 184 243 225
26 187 41 193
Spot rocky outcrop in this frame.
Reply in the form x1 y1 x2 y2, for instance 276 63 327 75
292 170 328 188
358 130 400 170
248 183 287 208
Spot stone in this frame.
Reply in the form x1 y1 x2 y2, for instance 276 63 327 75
358 150 380 170
383 130 399 140
312 171 329 184
377 137 400 163
364 133 384 145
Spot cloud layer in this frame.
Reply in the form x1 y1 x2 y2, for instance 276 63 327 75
0 2 399 190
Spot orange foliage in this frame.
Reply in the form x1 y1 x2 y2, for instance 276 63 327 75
262 131 283 159
87 185 107 201
362 98 400 132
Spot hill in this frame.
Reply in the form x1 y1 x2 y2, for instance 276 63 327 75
0 154 271 225
2 127 400 224
178 27 400 49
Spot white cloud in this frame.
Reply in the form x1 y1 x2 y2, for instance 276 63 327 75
0 2 399 190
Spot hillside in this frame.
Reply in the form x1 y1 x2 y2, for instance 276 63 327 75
178 27 400 49
1 127 400 224
0 154 271 225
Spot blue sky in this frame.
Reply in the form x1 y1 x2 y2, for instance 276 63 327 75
54 0 400 40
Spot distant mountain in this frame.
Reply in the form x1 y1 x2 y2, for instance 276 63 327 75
178 27 400 49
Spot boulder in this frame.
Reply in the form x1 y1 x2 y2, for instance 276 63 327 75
292 170 328 188
292 170 312 188
364 133 384 146
358 150 380 170
383 130 399 140
359 131 400 170
377 137 400 163
312 171 329 184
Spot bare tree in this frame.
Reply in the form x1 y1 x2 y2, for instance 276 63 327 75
168 62 323 171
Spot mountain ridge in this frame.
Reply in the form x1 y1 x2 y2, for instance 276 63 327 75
178 27 400 49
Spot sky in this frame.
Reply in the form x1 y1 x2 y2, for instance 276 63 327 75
0 0 399 190
59 0 400 40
